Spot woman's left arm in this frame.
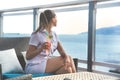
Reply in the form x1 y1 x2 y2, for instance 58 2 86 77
57 41 76 72
57 41 71 69
57 41 67 58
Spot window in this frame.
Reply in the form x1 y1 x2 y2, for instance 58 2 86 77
50 8 88 68
3 11 33 37
95 5 120 72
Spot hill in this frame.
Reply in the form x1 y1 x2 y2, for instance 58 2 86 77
96 25 120 35
80 25 120 35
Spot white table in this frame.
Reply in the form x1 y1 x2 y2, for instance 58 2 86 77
33 72 119 80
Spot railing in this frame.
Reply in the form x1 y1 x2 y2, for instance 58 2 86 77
0 0 120 77
77 59 120 77
0 64 3 80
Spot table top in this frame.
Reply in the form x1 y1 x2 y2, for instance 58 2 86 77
32 72 120 80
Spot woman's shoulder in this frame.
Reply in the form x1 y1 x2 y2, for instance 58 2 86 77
31 31 43 35
30 31 40 38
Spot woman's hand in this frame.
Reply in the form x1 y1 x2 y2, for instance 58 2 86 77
41 42 51 51
64 56 71 70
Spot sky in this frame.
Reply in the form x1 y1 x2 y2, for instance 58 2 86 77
0 0 120 35
53 6 120 34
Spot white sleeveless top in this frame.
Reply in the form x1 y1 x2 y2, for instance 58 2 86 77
27 30 59 64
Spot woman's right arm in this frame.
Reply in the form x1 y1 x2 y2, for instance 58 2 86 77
26 42 51 60
26 45 43 60
26 33 43 60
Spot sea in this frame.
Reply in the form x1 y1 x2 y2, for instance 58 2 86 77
4 33 120 63
54 34 120 64
52 34 120 72
4 33 120 72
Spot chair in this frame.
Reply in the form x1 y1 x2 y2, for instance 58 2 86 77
5 74 32 80
0 37 78 79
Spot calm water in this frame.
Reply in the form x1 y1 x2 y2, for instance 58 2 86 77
4 33 120 64
54 34 120 64
4 33 120 72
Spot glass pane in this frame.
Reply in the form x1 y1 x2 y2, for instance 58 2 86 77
52 10 88 61
95 5 120 72
3 14 33 37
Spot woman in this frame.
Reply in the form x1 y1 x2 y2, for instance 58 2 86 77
25 10 76 74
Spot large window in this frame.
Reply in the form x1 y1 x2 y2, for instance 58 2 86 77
3 11 33 37
51 9 89 68
1 0 120 74
95 4 120 72
52 9 88 60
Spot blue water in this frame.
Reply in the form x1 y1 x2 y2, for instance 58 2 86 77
4 33 120 72
53 34 120 64
4 33 120 64
3 23 120 72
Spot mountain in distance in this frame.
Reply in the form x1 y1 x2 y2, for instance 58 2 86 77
80 25 120 35
96 25 120 35
58 25 120 42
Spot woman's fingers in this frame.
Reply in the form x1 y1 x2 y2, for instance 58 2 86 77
44 42 51 50
64 62 71 70
41 42 50 50
64 57 72 70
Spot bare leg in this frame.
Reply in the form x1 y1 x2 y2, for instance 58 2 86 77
45 55 76 74
68 56 76 72
55 66 72 74
45 56 66 73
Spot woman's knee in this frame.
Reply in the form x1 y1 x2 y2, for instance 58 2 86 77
68 55 73 60
66 67 72 73
66 55 72 59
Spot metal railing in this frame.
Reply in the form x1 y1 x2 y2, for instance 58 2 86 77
0 0 120 77
77 59 120 77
